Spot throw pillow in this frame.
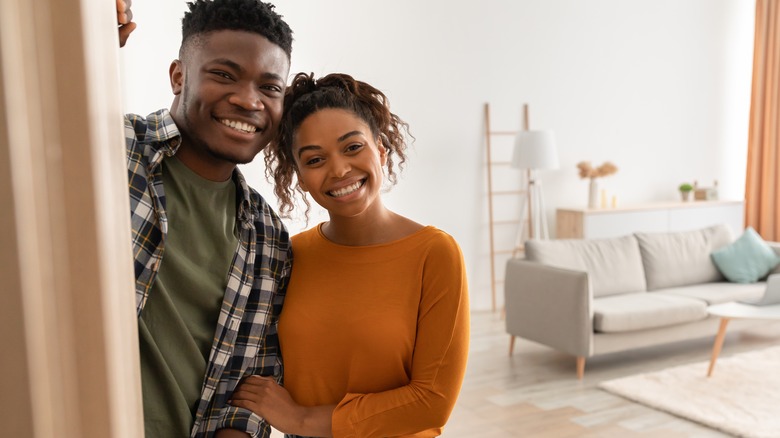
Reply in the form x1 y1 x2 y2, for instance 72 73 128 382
635 224 732 290
710 227 780 283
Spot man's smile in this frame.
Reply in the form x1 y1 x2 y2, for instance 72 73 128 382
218 118 259 134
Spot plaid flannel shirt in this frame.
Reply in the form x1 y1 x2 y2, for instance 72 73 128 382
125 109 291 438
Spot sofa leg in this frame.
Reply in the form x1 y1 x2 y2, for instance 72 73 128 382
576 356 585 380
508 336 516 356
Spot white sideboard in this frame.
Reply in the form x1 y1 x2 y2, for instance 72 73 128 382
556 200 745 239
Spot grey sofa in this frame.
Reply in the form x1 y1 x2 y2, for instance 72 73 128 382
505 224 780 379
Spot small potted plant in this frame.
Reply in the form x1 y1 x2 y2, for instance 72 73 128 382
679 182 694 201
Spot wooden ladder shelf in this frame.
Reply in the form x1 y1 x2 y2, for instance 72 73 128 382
483 103 531 312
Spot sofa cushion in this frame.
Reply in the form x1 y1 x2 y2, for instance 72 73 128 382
525 235 646 297
592 293 708 333
653 282 766 305
711 227 780 283
635 224 732 291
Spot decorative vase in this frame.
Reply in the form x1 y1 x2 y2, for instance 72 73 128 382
588 178 599 209
681 191 690 202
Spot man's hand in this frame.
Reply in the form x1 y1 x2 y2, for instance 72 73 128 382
116 0 136 47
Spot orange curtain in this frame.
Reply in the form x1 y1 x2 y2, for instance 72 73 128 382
746 0 780 240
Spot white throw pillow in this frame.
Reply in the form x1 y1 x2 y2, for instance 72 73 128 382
635 224 732 291
525 235 647 297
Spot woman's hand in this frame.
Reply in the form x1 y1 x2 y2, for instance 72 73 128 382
116 0 136 47
230 376 335 436
230 376 307 434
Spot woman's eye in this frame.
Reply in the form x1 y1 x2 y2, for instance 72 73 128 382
346 143 363 152
305 157 322 166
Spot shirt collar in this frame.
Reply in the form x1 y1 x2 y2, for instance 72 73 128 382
144 109 182 169
232 168 257 224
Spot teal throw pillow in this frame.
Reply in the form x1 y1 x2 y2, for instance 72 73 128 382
711 227 780 283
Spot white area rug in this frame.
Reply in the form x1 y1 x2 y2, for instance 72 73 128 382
599 346 780 438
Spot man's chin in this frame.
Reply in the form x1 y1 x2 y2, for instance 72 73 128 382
209 147 265 166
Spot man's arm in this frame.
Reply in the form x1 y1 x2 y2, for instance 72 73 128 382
215 230 293 437
116 0 136 47
214 429 250 438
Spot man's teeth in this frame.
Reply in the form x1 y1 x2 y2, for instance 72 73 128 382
329 181 363 197
220 119 257 133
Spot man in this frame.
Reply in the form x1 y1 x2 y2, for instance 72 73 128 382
117 1 293 436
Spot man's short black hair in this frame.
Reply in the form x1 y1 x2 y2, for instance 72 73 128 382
181 0 293 58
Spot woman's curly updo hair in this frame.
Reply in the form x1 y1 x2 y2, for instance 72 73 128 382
265 72 412 218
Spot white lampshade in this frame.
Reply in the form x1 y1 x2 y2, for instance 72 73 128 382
511 130 559 170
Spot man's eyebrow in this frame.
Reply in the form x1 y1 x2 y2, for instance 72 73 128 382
209 58 243 72
260 72 285 83
206 60 284 83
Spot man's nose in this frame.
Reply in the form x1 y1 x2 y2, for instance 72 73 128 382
228 83 264 111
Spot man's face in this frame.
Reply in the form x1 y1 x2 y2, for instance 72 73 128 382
169 30 290 179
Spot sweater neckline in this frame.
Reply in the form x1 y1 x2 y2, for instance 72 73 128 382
315 223 436 249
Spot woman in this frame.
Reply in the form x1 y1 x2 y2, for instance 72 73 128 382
229 73 470 437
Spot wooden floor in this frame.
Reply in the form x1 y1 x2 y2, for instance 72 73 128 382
445 311 780 437
269 311 780 437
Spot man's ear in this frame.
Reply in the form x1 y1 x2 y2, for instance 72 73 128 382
170 60 184 95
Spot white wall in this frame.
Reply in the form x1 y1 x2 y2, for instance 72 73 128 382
120 0 756 311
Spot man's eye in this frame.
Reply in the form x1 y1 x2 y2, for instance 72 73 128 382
262 85 283 93
212 71 232 80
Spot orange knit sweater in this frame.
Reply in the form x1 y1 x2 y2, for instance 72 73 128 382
278 225 470 437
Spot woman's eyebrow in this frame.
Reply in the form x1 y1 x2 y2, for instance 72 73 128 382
296 144 321 158
337 130 364 142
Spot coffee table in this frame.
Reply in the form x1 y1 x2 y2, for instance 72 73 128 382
706 301 780 377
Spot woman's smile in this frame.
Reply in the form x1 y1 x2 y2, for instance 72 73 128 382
328 179 366 198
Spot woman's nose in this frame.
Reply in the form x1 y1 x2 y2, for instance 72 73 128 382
330 156 351 178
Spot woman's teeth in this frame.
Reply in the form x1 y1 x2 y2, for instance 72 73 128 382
329 180 364 197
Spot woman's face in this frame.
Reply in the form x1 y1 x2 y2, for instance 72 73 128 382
292 108 387 219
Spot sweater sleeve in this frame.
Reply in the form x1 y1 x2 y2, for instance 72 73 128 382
331 234 470 437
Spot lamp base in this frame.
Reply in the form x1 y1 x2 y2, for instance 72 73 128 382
514 171 549 255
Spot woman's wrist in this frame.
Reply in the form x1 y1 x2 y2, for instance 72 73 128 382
297 405 335 437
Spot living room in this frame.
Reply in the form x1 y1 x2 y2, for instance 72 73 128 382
118 1 778 436
2 0 777 436
121 0 760 312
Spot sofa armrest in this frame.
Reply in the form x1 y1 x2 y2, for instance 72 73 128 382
504 258 593 357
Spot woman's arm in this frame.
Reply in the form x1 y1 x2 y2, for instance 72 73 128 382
230 376 335 437
231 234 469 437
329 235 470 437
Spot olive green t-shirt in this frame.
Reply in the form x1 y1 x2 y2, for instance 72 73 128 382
138 156 238 437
